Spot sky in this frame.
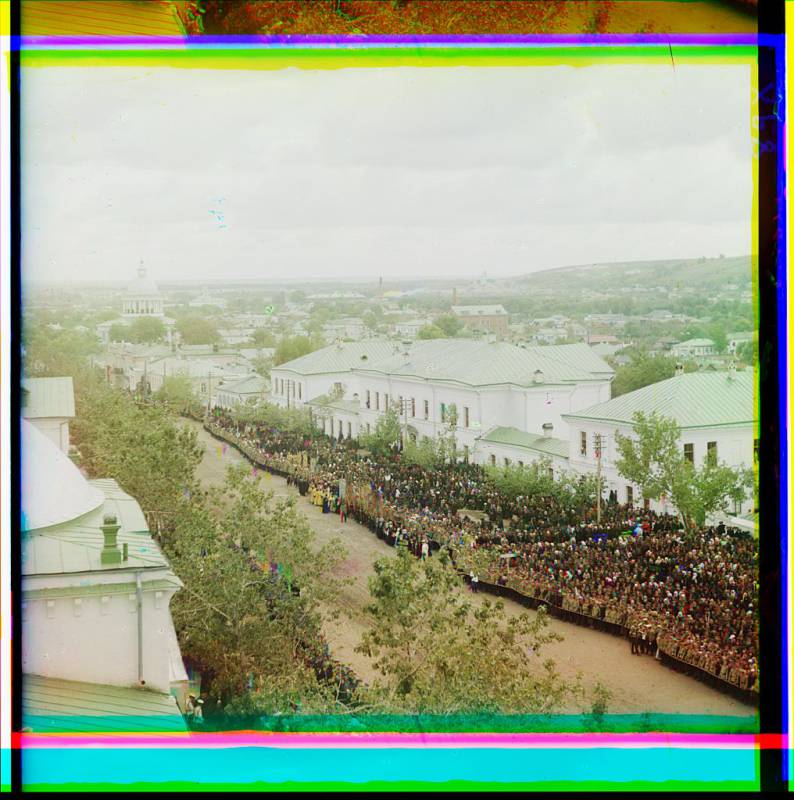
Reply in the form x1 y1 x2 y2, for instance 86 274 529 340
22 63 753 285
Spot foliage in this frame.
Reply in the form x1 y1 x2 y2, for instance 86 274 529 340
615 411 754 527
176 316 221 345
416 324 445 340
22 321 100 379
128 316 167 343
154 374 198 414
735 339 757 366
166 464 348 705
356 548 575 714
611 352 696 398
359 405 401 456
70 372 204 535
274 335 325 366
433 314 464 337
250 328 277 348
233 400 315 438
401 436 442 469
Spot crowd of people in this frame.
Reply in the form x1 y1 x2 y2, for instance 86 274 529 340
205 407 759 700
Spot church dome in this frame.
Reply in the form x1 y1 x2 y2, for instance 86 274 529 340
126 267 161 298
21 419 105 532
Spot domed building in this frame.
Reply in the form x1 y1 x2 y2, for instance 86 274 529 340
122 266 164 318
20 418 189 731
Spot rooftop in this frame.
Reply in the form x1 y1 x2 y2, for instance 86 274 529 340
478 426 569 460
22 674 187 733
222 374 269 395
562 370 755 429
272 340 396 376
674 338 715 347
126 267 162 298
451 304 508 316
21 376 75 420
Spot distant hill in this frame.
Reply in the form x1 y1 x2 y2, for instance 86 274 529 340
515 255 752 294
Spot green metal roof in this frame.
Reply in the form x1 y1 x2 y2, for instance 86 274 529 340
222 374 268 395
22 479 173 577
22 675 187 733
562 370 755 429
358 340 613 387
674 338 715 347
478 427 569 459
274 341 396 375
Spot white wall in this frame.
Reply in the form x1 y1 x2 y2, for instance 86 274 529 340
28 418 70 455
22 581 181 693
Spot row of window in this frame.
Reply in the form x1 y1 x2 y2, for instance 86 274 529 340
273 378 303 400
578 431 759 465
363 390 471 426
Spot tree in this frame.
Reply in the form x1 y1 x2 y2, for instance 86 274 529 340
437 403 459 463
433 314 463 337
274 335 324 366
487 457 557 499
154 374 197 414
250 328 276 348
359 405 401 456
735 339 757 366
108 322 130 343
706 324 728 354
417 324 445 340
401 436 441 469
615 411 754 528
165 464 348 707
611 353 677 398
356 547 575 714
128 316 167 344
177 316 221 345
22 322 101 379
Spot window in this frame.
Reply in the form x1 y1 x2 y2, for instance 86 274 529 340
684 443 694 463
398 395 404 415
367 423 371 434
518 461 524 468
548 468 554 480
201 383 207 393
626 485 634 506
384 395 389 411
706 441 717 464
754 438 759 462
375 392 380 411
440 402 447 422
366 390 371 409
504 457 510 467
424 399 429 420
411 398 416 417
463 445 470 462
347 422 352 439
490 454 496 466
298 383 302 400
594 434 602 458
463 406 470 427
580 431 587 456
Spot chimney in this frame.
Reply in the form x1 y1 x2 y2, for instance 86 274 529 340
533 369 544 384
542 423 553 438
675 362 684 376
100 514 123 566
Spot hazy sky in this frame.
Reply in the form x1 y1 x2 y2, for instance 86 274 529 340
22 63 752 285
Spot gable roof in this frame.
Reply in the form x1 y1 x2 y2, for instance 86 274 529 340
273 340 395 376
562 370 755 429
21 377 75 420
22 675 187 733
222 375 268 395
356 340 613 387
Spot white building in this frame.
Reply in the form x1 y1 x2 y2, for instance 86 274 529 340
671 338 716 358
561 369 756 514
21 419 188 731
21 376 75 454
215 374 269 410
727 331 756 354
272 339 613 456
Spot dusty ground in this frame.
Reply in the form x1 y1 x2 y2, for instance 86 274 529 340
185 419 755 717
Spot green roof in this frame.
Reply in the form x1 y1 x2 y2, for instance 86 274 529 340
562 370 755 429
22 479 174 577
22 675 187 733
223 374 268 395
674 338 714 347
274 341 396 375
356 340 613 387
478 427 569 459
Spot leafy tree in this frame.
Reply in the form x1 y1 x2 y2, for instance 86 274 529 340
177 316 221 345
487 457 557 499
154 374 197 414
436 403 458 463
359 404 401 456
288 290 307 304
417 324 445 340
433 314 464 337
22 322 101 379
274 335 324 366
611 353 677 398
250 328 276 348
233 399 315 438
615 411 754 528
166 464 348 706
356 547 574 714
735 339 757 366
108 322 130 343
401 436 441 469
128 316 167 344
706 324 728 354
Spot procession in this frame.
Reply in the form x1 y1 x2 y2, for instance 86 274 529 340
204 407 758 702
